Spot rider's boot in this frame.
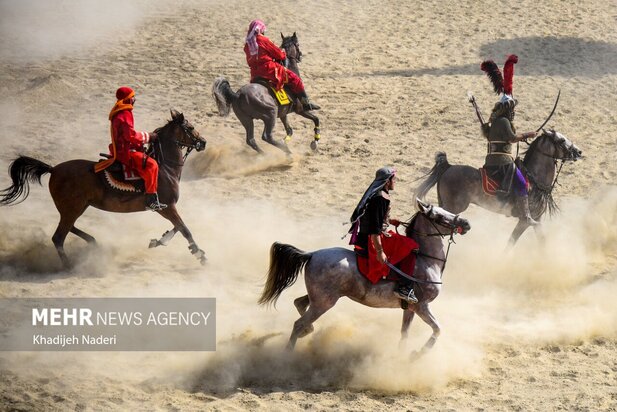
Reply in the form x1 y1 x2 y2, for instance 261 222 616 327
145 193 167 212
299 91 320 111
516 195 539 226
395 281 418 303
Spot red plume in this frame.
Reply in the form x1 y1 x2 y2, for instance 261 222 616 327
502 54 518 95
480 60 503 95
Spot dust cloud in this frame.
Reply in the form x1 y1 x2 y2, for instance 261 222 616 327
0 0 174 63
1 172 615 394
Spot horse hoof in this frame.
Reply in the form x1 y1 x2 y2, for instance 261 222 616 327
310 140 318 151
149 239 159 248
285 135 292 143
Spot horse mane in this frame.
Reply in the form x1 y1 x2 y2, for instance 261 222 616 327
404 213 420 238
520 132 560 217
521 132 545 165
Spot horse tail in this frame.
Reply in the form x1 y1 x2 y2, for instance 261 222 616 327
414 151 451 200
212 77 238 117
258 242 312 307
0 156 53 205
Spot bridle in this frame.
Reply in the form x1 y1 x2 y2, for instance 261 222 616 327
399 209 464 284
522 132 579 211
281 37 301 64
151 119 206 166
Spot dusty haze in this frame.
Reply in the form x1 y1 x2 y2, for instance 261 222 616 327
0 0 616 410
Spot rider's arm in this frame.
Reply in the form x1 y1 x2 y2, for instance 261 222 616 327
257 35 287 61
115 114 151 148
514 131 538 142
370 234 387 264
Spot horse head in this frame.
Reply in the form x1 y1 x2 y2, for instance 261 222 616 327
531 129 582 162
415 198 471 235
164 109 207 152
281 32 302 64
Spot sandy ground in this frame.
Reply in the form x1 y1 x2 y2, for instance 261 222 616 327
0 0 616 410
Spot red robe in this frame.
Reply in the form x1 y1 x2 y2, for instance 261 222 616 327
95 109 159 193
244 34 288 90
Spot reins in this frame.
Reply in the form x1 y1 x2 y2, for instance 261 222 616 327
398 214 459 285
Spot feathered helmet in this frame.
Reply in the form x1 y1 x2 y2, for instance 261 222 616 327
481 55 518 119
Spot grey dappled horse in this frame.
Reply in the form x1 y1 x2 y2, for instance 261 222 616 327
259 199 471 353
212 33 320 154
415 129 581 244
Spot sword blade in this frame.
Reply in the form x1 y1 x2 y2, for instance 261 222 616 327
536 89 561 133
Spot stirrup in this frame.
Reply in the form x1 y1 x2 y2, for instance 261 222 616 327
396 285 418 303
147 202 167 212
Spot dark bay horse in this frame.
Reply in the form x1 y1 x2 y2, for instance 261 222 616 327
415 129 582 244
212 33 320 154
0 110 208 269
259 200 471 353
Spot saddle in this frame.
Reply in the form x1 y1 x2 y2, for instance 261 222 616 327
479 162 516 201
95 154 144 193
252 78 294 107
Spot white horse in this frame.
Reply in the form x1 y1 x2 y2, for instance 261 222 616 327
259 199 471 352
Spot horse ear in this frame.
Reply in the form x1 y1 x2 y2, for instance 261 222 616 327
281 32 285 41
170 109 184 122
292 32 297 39
416 198 430 213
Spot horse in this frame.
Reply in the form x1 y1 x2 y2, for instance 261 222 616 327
414 129 582 244
258 199 471 353
0 110 208 269
212 32 321 154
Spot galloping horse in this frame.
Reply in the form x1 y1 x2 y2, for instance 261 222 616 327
415 129 581 244
259 200 471 352
212 33 321 154
0 110 208 269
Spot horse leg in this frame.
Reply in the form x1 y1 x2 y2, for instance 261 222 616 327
533 223 545 244
508 220 531 246
287 298 337 350
157 205 206 265
293 294 314 337
413 302 441 354
149 228 178 248
261 115 291 154
280 114 293 143
51 202 90 269
294 294 310 315
399 309 416 349
70 227 96 244
298 111 320 151
238 114 262 153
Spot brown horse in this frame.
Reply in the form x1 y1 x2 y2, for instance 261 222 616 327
0 110 208 269
212 33 321 154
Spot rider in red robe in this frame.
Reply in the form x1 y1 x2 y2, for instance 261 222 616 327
244 19 320 112
94 86 166 211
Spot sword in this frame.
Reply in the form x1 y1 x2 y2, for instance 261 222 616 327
467 91 486 126
385 261 443 285
535 89 561 133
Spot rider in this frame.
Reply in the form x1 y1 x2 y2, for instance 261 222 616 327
244 19 320 112
96 86 166 212
349 166 419 303
481 55 538 225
